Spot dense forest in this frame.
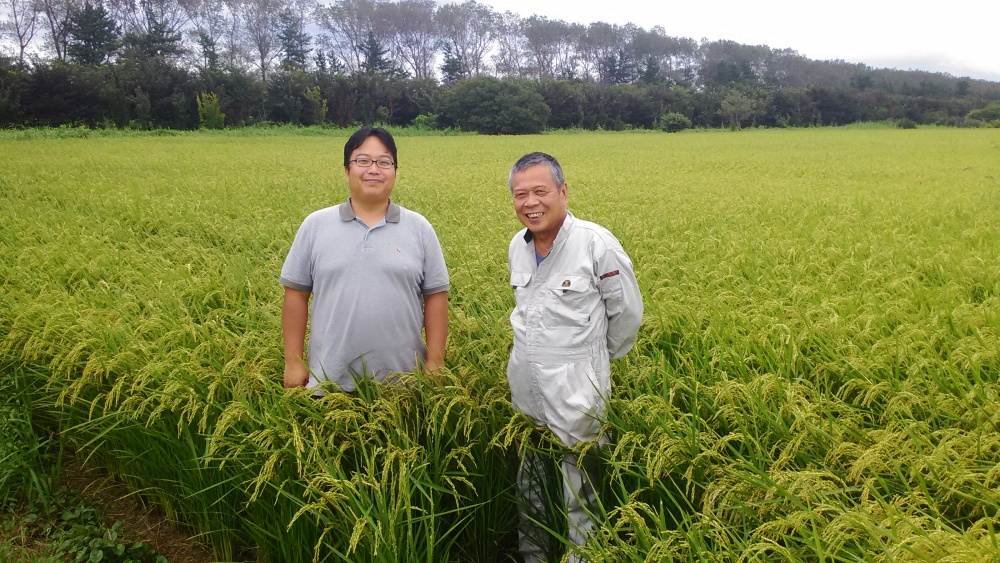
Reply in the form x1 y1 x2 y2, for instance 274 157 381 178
2 0 1000 133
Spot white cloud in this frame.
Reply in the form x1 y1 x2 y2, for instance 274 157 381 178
466 0 1000 82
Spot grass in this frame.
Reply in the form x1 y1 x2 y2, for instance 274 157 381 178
2 127 999 560
0 363 177 562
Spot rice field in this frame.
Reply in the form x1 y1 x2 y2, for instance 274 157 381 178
2 127 1000 561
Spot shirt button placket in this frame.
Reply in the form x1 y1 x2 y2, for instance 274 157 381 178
527 282 546 424
361 221 373 253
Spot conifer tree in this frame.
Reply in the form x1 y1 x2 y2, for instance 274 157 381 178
65 1 120 65
278 9 310 71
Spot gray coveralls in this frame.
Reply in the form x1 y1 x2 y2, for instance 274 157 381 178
507 212 643 562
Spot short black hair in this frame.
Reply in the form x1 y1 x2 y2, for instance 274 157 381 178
343 126 398 169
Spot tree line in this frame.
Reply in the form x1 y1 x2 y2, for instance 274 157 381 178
2 0 1000 132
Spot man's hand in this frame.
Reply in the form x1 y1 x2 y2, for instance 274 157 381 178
284 360 309 388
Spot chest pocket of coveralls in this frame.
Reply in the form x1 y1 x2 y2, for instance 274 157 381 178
542 274 592 328
510 271 532 324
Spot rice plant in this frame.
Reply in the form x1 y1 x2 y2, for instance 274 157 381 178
2 128 999 560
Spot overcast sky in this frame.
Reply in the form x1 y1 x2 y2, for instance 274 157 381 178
466 0 1000 82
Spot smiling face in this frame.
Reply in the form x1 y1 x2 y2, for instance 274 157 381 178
510 163 568 242
344 136 396 206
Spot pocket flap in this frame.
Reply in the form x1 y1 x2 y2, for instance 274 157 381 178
546 274 589 292
510 271 532 288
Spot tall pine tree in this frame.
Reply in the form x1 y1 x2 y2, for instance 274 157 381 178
123 10 182 61
360 31 402 77
66 1 120 66
278 9 310 71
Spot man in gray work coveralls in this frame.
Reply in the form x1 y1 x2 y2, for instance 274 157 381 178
506 152 643 561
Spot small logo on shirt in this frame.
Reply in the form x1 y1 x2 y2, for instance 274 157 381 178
561 279 571 287
395 248 401 253
600 270 620 280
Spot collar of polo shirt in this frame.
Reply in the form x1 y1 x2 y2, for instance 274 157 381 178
340 198 401 223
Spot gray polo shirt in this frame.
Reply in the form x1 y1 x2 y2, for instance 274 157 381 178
280 199 449 391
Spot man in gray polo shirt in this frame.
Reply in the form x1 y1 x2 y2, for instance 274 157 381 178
280 127 449 392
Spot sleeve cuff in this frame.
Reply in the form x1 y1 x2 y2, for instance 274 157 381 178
422 285 450 295
279 277 312 292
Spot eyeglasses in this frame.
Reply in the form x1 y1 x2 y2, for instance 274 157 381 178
350 157 395 169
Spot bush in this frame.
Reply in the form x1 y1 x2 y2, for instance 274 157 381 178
196 91 225 129
658 112 692 133
936 116 984 128
128 87 151 130
533 79 585 129
0 59 25 127
967 103 1000 122
411 113 437 130
441 77 550 135
896 118 917 129
302 86 327 126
